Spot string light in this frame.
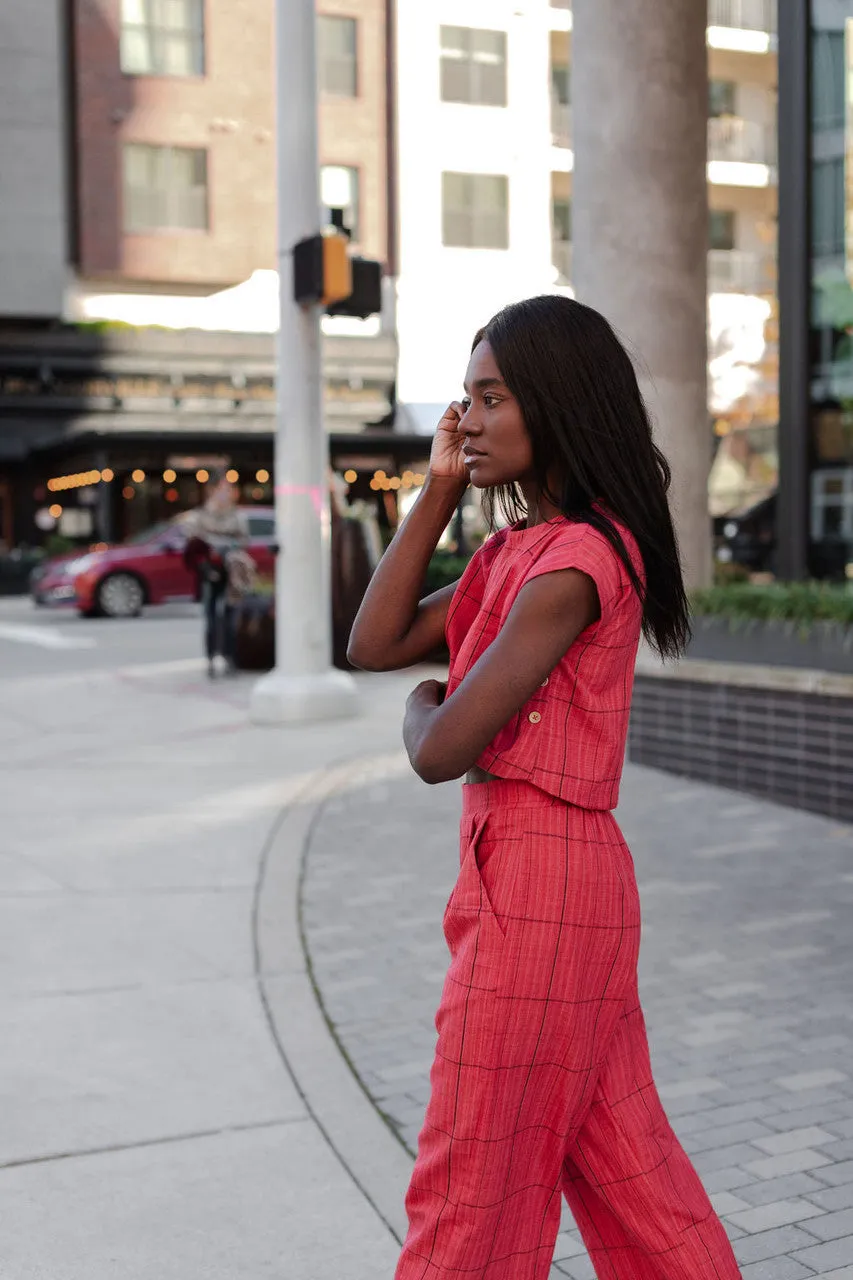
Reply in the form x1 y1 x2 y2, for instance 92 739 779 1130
165 487 179 503
256 469 270 484
101 468 114 483
344 469 357 483
368 469 426 493
196 469 209 483
49 504 62 519
122 485 135 500
226 468 239 483
48 469 103 492
132 469 145 483
163 468 177 483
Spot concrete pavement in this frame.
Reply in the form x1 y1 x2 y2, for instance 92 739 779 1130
2 604 853 1278
0 646 426 1278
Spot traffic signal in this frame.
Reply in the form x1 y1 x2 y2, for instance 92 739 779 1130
325 257 383 320
293 231 353 307
292 221 383 319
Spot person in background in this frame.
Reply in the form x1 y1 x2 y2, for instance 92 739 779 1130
183 471 248 678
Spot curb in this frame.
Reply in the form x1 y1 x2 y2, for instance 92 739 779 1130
253 752 414 1247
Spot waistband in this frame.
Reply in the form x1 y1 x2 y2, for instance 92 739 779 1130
461 777 571 818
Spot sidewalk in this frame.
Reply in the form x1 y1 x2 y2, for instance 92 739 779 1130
2 659 852 1278
0 659 422 1279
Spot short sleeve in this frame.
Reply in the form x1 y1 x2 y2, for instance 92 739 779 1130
522 527 626 625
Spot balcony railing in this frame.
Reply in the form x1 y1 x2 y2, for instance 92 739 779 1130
552 240 572 285
708 249 775 294
708 0 776 34
551 99 572 148
708 116 777 166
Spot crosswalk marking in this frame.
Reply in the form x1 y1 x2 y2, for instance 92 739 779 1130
0 623 97 651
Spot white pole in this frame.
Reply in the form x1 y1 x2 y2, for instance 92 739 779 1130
249 0 359 724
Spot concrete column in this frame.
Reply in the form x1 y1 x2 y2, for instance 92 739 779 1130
572 1 711 589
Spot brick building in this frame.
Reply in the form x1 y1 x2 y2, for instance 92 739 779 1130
71 0 391 288
0 0 414 552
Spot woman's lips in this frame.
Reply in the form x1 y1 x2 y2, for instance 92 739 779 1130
463 448 486 466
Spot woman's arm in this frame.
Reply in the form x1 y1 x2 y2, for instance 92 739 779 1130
403 568 600 783
347 404 469 672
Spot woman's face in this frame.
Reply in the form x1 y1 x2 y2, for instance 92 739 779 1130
459 340 534 489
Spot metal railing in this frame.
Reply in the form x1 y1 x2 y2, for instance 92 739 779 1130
551 98 572 148
708 116 777 167
708 0 776 34
708 249 775 294
552 240 572 285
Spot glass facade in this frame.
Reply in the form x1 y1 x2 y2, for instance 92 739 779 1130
809 1 853 575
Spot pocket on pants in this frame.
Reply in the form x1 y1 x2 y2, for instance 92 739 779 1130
443 814 507 991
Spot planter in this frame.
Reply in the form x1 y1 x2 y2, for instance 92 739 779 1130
629 651 853 823
687 615 853 675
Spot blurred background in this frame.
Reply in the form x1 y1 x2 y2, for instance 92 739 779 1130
0 0 822 588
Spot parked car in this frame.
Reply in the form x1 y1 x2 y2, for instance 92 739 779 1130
31 507 277 618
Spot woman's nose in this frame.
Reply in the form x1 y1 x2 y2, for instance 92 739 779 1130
460 406 480 435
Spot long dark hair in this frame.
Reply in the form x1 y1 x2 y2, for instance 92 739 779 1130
475 295 690 659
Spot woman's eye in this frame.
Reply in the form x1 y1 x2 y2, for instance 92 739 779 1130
483 394 499 408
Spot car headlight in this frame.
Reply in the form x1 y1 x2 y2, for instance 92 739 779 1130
63 555 96 576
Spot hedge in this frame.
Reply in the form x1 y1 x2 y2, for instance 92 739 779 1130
426 554 853 629
691 582 853 628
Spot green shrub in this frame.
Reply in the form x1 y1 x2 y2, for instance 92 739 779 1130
691 582 853 628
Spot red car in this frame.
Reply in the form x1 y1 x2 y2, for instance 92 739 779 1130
31 507 277 618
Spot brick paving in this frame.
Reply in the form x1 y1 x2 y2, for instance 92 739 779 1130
302 762 853 1276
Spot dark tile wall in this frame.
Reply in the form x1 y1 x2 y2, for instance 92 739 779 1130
628 676 853 823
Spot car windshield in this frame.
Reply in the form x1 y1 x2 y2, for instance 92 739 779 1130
124 522 172 545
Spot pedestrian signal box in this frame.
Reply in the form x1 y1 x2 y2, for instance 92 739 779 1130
292 231 382 319
293 231 352 307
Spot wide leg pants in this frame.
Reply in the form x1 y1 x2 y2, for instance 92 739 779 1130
395 780 741 1280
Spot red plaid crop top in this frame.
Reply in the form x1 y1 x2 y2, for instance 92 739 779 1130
445 515 645 810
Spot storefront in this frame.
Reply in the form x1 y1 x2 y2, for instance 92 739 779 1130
0 326 430 554
779 0 853 579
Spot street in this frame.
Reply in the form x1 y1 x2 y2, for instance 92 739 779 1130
1 605 853 1278
0 596 203 679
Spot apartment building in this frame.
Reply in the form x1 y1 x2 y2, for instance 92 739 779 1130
394 0 779 522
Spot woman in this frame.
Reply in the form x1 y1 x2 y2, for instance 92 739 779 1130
183 472 248 678
348 296 741 1280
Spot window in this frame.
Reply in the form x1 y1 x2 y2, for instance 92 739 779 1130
121 0 204 77
247 514 276 539
709 79 736 118
552 197 571 282
442 173 509 249
321 165 359 240
123 144 208 232
440 26 507 107
552 198 572 244
318 15 357 96
811 468 853 539
551 60 571 107
709 209 736 251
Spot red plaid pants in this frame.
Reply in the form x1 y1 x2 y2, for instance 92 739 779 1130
396 780 741 1280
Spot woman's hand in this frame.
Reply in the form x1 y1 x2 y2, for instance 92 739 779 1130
428 402 469 483
407 679 447 711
